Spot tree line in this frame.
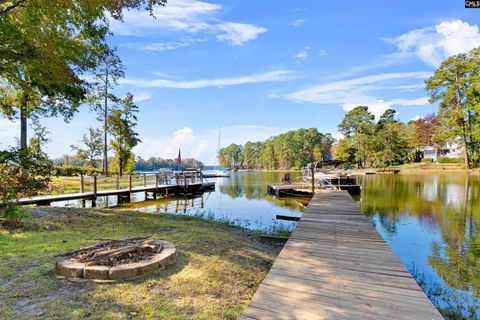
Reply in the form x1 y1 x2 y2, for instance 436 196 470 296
218 128 334 170
335 107 436 167
336 46 480 169
135 157 204 172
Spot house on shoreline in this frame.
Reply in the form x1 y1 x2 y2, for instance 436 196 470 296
420 139 464 162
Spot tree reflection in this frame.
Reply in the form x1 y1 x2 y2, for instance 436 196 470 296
359 174 480 304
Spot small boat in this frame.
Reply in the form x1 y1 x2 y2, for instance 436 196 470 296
215 168 231 177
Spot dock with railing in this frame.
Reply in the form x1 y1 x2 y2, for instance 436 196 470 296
17 171 215 207
241 190 443 319
267 174 361 196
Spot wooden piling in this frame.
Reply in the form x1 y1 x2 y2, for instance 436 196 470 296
80 174 84 193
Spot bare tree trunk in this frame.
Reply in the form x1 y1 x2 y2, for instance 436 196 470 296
20 105 27 150
461 124 470 170
103 70 109 176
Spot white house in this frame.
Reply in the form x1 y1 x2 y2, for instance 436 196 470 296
420 139 464 161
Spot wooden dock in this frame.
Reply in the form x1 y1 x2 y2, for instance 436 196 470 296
242 191 442 320
17 182 215 206
267 183 361 197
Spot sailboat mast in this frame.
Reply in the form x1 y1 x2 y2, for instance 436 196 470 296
216 126 221 169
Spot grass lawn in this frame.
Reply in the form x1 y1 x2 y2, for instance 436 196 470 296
0 208 281 319
46 175 158 195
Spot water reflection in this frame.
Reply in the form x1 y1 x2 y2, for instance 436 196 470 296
359 174 480 313
118 172 305 233
46 171 480 314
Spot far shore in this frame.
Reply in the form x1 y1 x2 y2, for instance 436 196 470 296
237 164 479 175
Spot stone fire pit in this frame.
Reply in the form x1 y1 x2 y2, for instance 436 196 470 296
55 237 176 281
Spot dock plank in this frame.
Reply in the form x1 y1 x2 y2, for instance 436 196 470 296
241 190 442 320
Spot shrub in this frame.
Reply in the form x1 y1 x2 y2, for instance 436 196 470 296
437 157 463 164
421 158 433 163
53 166 103 176
0 147 52 226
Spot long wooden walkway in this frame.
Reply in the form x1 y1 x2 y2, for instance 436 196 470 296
17 182 215 206
242 190 442 320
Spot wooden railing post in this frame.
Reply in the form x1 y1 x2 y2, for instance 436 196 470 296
143 173 147 187
155 173 159 189
80 174 84 193
116 174 120 190
91 175 98 208
129 174 132 191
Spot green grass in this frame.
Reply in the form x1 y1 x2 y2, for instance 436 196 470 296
46 176 158 195
0 208 280 319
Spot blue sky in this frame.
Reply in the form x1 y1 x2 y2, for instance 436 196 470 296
1 0 480 164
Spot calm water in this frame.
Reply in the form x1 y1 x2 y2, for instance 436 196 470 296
52 171 480 315
358 174 480 315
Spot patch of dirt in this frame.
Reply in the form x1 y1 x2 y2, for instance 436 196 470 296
14 281 89 316
27 207 82 217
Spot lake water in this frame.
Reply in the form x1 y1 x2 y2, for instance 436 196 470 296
52 171 480 316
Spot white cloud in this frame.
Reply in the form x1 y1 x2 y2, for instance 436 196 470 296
385 20 480 66
289 19 305 26
133 93 152 102
283 71 432 118
332 132 345 141
120 69 292 89
134 125 288 164
110 0 267 46
411 115 423 121
318 49 328 57
294 47 309 60
124 38 207 52
216 22 267 45
0 118 17 148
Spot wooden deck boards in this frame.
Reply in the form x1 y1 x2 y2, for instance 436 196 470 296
241 190 442 320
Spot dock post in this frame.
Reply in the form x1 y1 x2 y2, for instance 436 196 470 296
129 174 132 191
144 173 148 199
92 175 97 207
116 174 120 190
80 174 84 193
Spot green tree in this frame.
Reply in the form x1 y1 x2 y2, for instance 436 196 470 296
243 141 263 169
338 106 375 168
218 144 243 168
261 139 277 169
70 128 103 168
0 0 166 150
334 138 356 165
372 109 410 166
89 48 125 175
300 128 324 193
108 93 141 176
425 50 478 169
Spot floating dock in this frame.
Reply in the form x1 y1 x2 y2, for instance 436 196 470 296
242 190 442 320
267 183 361 196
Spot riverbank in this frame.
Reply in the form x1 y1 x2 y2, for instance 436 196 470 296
0 208 281 319
346 163 480 175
